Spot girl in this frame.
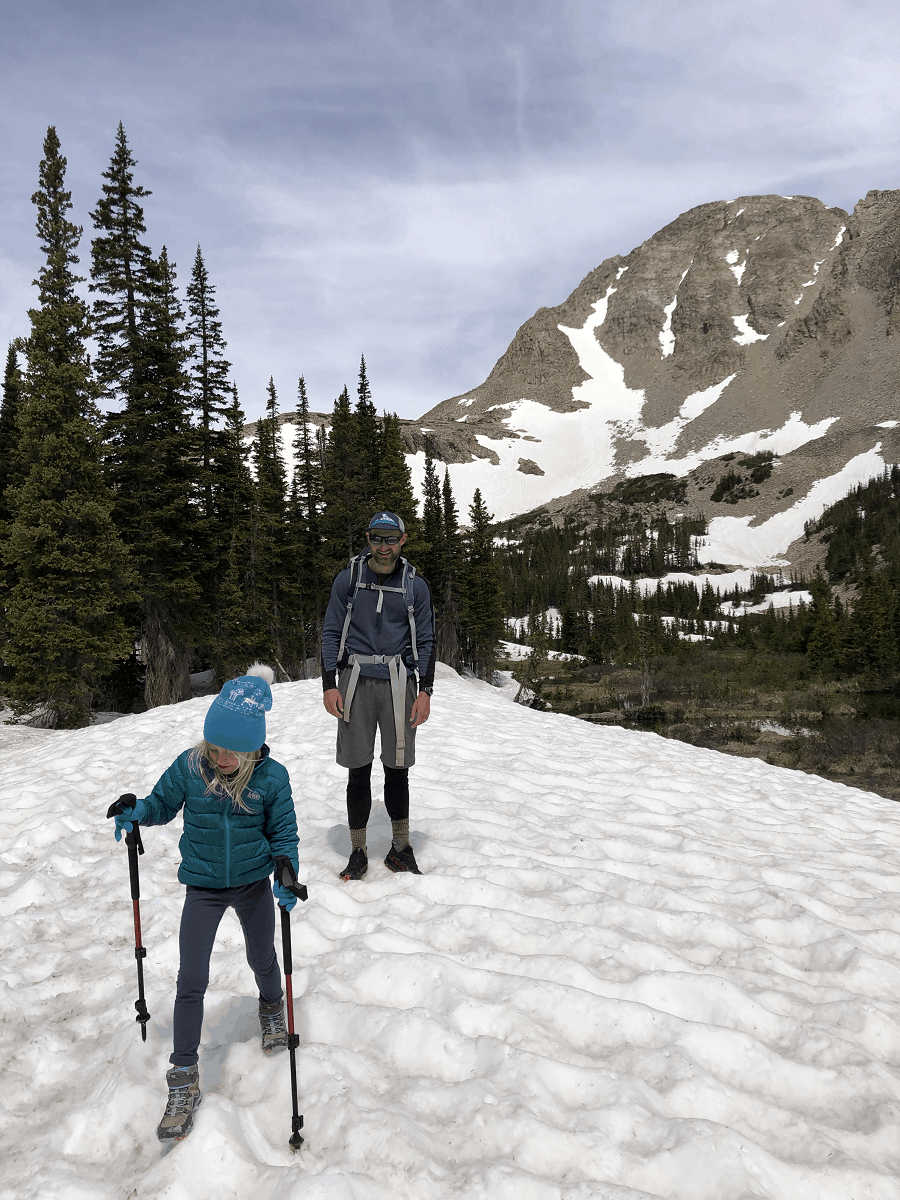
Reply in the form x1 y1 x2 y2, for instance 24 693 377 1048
108 664 300 1143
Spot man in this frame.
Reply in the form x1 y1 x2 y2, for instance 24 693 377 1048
321 511 435 880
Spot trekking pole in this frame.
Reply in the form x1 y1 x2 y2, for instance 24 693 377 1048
274 857 308 1152
106 796 151 1041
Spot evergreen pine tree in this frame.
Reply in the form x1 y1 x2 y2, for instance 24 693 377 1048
185 245 232 522
437 468 462 667
458 488 503 679
849 562 896 679
4 127 134 726
102 243 202 706
89 122 153 406
418 436 443 587
351 355 380 518
377 412 419 546
806 570 838 673
91 130 203 706
251 378 291 666
290 375 324 674
321 385 358 573
214 388 257 678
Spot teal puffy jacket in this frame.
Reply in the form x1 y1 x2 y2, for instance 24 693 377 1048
138 746 298 889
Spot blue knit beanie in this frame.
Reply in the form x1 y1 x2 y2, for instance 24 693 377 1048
203 663 274 752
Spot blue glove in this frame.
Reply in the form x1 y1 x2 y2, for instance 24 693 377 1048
273 878 297 911
109 795 148 842
273 855 306 911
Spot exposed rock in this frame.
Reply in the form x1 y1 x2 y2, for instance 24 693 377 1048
517 458 544 476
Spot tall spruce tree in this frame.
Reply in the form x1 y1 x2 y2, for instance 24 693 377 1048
321 385 358 572
437 467 462 666
351 355 380 518
290 375 324 674
418 436 443 587
89 122 153 406
377 411 419 546
458 487 503 679
250 378 291 667
4 127 134 726
185 245 232 523
92 130 202 707
214 388 257 678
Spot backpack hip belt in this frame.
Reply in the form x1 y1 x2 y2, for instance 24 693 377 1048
342 654 409 768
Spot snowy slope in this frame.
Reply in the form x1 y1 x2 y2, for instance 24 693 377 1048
406 288 863 542
3 669 900 1200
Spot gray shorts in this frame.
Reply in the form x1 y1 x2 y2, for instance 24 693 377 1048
336 670 418 769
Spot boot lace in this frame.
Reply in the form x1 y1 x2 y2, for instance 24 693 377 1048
164 1084 195 1116
261 1010 286 1038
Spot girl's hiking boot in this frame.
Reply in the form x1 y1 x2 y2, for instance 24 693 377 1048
157 1064 201 1142
384 844 422 874
340 849 368 880
259 999 289 1055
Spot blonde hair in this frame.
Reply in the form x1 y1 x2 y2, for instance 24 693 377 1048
188 740 260 813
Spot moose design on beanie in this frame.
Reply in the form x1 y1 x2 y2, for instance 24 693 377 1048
204 663 275 752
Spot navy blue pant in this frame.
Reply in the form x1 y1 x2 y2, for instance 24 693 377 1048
170 877 282 1067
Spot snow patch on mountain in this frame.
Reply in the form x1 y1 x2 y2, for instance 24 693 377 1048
629 409 837 481
731 315 768 345
590 570 758 594
635 376 738 463
409 290 842 524
659 265 691 358
659 295 678 357
725 250 746 285
700 445 885 567
412 286 653 520
735 588 812 614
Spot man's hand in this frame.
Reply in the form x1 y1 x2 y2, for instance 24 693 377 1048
323 688 344 718
410 692 431 728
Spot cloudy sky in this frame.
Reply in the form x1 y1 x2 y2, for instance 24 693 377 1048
2 0 899 421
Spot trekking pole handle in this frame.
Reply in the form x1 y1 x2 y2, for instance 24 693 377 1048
274 856 308 902
106 795 145 854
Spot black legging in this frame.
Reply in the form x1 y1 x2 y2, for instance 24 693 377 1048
347 762 409 830
171 877 282 1067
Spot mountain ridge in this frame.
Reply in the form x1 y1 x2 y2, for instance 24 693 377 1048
259 188 900 572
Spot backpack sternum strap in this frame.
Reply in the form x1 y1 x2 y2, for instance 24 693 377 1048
337 554 419 670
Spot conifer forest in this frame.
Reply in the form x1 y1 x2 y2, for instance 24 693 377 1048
1 125 504 727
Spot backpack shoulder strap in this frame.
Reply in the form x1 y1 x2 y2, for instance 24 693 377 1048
337 553 368 663
401 559 419 667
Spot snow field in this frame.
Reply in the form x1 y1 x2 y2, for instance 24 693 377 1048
3 667 900 1198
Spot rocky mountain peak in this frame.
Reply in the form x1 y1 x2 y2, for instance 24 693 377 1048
394 189 900 571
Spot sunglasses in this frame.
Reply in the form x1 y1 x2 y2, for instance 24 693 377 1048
368 533 401 546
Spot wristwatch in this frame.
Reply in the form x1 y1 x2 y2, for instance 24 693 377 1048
420 685 434 696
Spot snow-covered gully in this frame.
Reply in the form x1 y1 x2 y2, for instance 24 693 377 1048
2 666 899 1199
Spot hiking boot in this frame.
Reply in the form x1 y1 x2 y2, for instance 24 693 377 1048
339 848 368 880
157 1064 201 1142
384 843 422 874
259 999 289 1055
